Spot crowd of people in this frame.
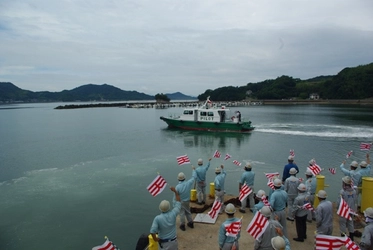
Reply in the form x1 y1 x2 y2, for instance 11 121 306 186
150 154 372 250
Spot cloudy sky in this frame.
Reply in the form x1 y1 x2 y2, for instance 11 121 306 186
1 0 372 96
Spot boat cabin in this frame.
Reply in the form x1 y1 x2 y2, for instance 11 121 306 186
179 106 229 123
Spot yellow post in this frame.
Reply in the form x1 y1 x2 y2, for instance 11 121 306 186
314 175 326 208
148 234 159 250
361 177 373 212
210 182 215 198
190 189 197 202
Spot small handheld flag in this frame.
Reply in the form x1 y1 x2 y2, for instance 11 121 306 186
328 168 336 175
147 175 167 197
177 155 190 165
239 184 253 202
246 211 269 239
337 198 352 220
346 150 353 158
308 164 322 176
213 150 221 158
208 200 222 219
289 149 295 157
224 154 231 160
360 142 372 151
233 160 241 166
92 237 120 250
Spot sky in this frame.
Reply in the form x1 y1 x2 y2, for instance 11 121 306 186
1 1 373 96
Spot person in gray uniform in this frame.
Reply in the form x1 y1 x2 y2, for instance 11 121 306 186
305 169 316 222
195 158 211 205
359 207 373 250
292 183 309 242
254 206 283 250
284 167 300 221
337 176 357 240
214 165 227 214
239 162 255 213
269 178 288 237
315 190 333 235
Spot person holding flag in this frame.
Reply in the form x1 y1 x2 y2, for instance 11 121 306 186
252 190 267 215
254 206 283 250
359 207 373 250
339 160 359 188
291 183 309 242
218 203 241 250
239 162 255 213
337 176 357 241
150 186 181 250
269 178 289 237
174 166 197 231
315 190 333 235
282 156 299 183
214 165 227 214
195 157 212 205
305 169 316 222
356 153 371 208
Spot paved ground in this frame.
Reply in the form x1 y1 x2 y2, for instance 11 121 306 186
175 194 364 250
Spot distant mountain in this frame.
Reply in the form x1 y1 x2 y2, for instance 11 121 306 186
166 92 197 100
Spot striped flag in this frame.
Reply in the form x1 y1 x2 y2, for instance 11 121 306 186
213 150 221 158
308 164 322 176
289 149 295 157
328 168 337 174
208 200 222 219
315 235 346 250
239 184 253 202
225 219 242 238
345 236 360 250
346 150 353 158
267 180 275 190
261 196 271 207
147 175 167 197
360 142 372 151
302 202 314 211
264 172 279 179
337 198 352 220
246 211 269 240
224 154 231 160
233 160 241 166
92 238 120 250
298 177 304 182
177 155 190 165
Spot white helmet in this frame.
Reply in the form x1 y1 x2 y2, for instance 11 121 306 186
271 236 286 250
297 183 306 191
309 159 316 165
178 172 186 181
245 162 252 169
316 190 327 199
288 156 294 161
260 206 272 218
197 158 203 165
159 200 170 212
289 168 297 174
225 203 236 214
360 161 368 168
274 178 282 187
364 207 373 218
215 167 221 173
342 176 352 185
256 190 266 198
351 161 358 168
305 170 313 176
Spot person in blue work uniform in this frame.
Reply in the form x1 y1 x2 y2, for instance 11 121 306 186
270 178 289 238
284 168 300 221
282 156 299 183
239 162 255 213
150 186 181 250
214 165 227 214
337 176 357 240
219 203 241 250
174 166 197 231
305 169 316 222
359 207 373 250
315 190 333 235
195 158 211 205
339 160 359 187
292 183 309 242
252 190 266 215
356 153 371 209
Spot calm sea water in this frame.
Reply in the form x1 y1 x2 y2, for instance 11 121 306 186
0 102 372 249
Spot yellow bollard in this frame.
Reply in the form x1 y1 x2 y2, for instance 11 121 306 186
148 234 158 250
361 177 373 212
190 189 197 202
314 175 328 208
210 182 215 198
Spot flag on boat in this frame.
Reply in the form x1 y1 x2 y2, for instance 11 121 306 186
308 164 322 176
264 172 279 179
208 200 222 219
345 236 360 250
177 155 190 165
360 142 372 151
147 175 167 197
213 150 221 158
328 168 337 175
239 184 253 202
346 150 353 158
337 198 352 220
224 154 231 160
246 211 269 240
315 235 346 250
92 238 120 250
261 196 271 207
225 219 242 238
233 160 241 166
302 203 314 211
289 149 295 157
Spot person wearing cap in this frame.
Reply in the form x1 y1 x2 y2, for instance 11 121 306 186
284 168 300 221
337 176 357 241
339 160 360 187
315 190 333 235
282 156 299 183
271 227 291 250
150 186 181 250
239 162 255 213
305 169 316 222
269 178 289 237
359 207 373 250
268 176 284 200
219 203 241 250
254 206 283 250
174 166 197 231
195 157 212 205
291 183 309 242
252 190 266 215
214 165 226 214
356 153 371 208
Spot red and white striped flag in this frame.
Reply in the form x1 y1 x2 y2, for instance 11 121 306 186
264 172 279 179
224 154 231 160
147 175 167 197
302 202 314 211
346 150 353 158
315 235 346 250
360 142 372 151
225 219 242 238
177 155 190 165
213 150 221 158
233 160 241 166
337 198 352 220
345 236 360 250
328 168 336 175
267 180 275 190
239 184 253 202
92 238 119 250
308 164 322 176
208 200 222 219
261 196 271 207
289 149 295 157
246 211 269 240
298 177 304 182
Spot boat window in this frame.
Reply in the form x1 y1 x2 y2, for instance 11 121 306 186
200 112 207 116
208 112 214 117
184 110 193 115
